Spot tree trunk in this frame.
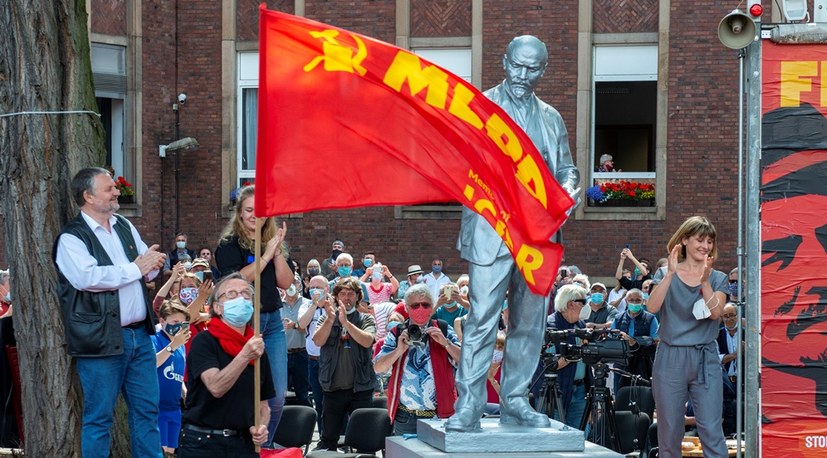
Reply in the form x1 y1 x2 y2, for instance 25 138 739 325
0 1 106 456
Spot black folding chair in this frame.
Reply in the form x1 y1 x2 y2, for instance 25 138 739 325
273 405 317 455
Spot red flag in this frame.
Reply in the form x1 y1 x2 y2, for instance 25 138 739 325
255 6 573 295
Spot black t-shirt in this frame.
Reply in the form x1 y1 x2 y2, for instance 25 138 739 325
215 235 284 313
183 331 275 431
619 275 652 291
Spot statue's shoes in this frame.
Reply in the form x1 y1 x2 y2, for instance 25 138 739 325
499 404 551 428
444 408 483 432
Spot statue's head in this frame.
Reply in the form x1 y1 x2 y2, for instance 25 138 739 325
502 35 548 99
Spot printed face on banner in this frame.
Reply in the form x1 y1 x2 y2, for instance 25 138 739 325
761 41 827 457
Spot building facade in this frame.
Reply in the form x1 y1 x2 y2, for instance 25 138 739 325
37 0 771 279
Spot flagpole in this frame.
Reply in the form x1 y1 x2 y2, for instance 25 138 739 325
253 217 262 452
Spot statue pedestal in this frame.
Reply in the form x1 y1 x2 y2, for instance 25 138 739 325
385 418 620 457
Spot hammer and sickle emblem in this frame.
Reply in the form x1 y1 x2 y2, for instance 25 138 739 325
303 29 367 76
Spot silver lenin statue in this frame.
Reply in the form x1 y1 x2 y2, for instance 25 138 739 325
446 35 580 432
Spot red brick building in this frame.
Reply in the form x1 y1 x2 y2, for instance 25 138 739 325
4 1 780 280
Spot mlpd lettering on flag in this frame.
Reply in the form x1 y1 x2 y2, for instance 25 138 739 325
255 6 574 295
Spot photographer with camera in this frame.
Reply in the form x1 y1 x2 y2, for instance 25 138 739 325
610 288 658 391
374 284 461 435
545 284 592 427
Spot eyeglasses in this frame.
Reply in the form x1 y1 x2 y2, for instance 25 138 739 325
572 299 586 305
723 314 737 319
408 302 433 310
219 289 253 300
729 279 738 284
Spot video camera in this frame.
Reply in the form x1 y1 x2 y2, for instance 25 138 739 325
543 327 629 367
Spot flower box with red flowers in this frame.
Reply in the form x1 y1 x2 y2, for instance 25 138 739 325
586 181 655 207
115 176 135 204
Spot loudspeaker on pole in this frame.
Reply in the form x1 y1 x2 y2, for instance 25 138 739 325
718 9 757 49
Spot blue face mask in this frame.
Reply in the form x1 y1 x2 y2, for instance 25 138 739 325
590 293 604 305
164 322 185 336
444 301 457 309
194 271 205 282
728 282 739 296
634 267 641 277
432 265 442 274
642 292 649 301
628 304 644 314
363 258 373 268
337 266 352 277
222 297 253 327
3 292 10 302
309 288 324 301
176 241 187 250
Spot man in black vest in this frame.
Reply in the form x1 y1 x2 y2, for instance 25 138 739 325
311 277 376 451
53 167 166 458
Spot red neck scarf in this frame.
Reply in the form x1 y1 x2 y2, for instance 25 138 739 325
207 318 255 365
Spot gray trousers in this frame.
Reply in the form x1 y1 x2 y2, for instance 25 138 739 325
454 254 546 417
652 342 728 458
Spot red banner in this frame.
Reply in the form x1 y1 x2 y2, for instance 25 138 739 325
761 41 827 457
254 6 573 295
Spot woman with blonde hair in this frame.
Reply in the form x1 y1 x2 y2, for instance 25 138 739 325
214 185 294 447
647 216 729 458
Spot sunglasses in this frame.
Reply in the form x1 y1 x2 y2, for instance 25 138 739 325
408 302 433 310
572 299 586 305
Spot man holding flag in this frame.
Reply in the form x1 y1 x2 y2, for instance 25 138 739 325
447 35 580 432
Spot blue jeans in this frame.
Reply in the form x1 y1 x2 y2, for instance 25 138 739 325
75 327 162 458
566 383 587 429
548 382 586 429
308 357 324 436
261 310 287 443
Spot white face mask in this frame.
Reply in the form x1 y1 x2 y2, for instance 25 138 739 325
692 297 711 320
286 284 297 297
492 349 504 364
578 303 591 321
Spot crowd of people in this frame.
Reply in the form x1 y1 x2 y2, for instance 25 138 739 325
0 33 748 458
0 168 748 458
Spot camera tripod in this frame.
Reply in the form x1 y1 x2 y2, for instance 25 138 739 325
578 362 621 452
536 359 566 423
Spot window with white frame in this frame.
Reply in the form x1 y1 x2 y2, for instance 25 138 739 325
412 48 472 82
92 43 127 180
395 47 472 216
237 52 258 187
591 45 657 206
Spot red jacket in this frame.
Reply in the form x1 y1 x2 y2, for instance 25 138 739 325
386 320 456 422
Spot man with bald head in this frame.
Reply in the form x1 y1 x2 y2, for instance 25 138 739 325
449 35 579 431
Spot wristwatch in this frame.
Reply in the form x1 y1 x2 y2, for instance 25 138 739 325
165 346 174 353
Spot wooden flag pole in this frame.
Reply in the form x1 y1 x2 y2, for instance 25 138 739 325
253 217 262 452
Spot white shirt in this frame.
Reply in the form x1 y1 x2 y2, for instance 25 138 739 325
55 211 154 326
300 301 325 357
422 272 451 301
718 328 739 376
